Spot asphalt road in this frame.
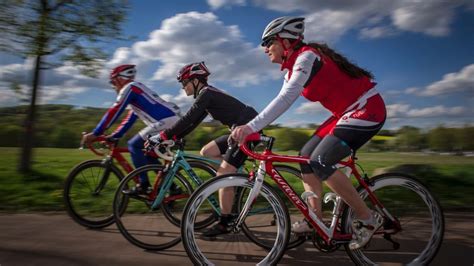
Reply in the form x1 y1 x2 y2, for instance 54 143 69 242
0 212 473 265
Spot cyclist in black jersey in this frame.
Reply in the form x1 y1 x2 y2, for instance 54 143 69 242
148 62 258 237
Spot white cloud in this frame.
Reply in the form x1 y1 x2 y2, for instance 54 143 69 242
207 0 245 9
0 12 282 107
359 26 398 39
404 87 420 95
212 0 472 40
407 105 465 117
391 1 460 37
108 47 133 67
386 103 410 118
115 12 279 87
304 9 365 43
0 59 107 105
420 64 474 96
0 87 20 106
160 90 194 113
387 103 467 118
295 102 328 115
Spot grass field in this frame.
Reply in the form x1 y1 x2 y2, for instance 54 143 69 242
0 147 473 212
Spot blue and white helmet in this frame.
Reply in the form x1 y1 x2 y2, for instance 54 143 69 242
261 16 305 47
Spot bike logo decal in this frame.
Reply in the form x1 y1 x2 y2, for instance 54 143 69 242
271 169 308 211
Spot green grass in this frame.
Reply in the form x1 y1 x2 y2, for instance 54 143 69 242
0 147 473 212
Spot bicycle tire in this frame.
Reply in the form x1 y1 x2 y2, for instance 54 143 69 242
162 160 218 229
113 163 217 251
63 159 124 229
181 173 290 265
341 172 444 265
238 164 306 250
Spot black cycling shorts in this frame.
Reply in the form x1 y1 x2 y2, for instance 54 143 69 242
213 134 253 169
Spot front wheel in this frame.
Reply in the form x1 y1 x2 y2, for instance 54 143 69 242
342 173 444 265
63 160 124 228
181 174 290 265
238 164 306 250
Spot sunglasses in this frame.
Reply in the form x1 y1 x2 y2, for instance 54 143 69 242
181 79 191 89
262 38 276 48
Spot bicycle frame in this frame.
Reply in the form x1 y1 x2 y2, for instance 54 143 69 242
148 144 248 212
238 133 394 245
87 136 134 174
149 149 221 211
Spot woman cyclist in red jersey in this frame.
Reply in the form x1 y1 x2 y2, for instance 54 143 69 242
231 16 387 250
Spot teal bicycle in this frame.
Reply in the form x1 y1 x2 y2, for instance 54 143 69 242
112 139 304 251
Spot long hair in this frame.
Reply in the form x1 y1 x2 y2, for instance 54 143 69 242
307 42 374 79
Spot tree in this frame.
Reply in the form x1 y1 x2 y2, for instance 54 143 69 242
453 126 474 151
0 0 129 172
52 128 77 148
428 126 455 152
394 126 426 151
272 128 309 151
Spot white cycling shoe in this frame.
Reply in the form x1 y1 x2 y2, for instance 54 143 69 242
291 220 313 234
349 212 384 250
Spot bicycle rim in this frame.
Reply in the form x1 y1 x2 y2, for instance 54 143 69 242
343 173 444 265
63 160 123 228
181 174 290 265
239 164 306 250
113 164 192 250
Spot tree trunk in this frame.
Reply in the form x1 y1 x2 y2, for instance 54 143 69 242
18 55 42 173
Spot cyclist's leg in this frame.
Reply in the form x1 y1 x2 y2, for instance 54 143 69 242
298 116 338 219
203 134 234 214
327 94 386 221
130 116 180 188
128 134 151 188
202 136 247 237
320 94 386 248
217 136 250 210
200 135 228 161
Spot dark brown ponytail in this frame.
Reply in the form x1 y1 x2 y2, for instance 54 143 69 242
307 42 374 79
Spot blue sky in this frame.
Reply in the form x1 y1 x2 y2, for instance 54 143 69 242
1 0 473 130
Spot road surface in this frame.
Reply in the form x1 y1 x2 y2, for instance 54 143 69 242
0 212 473 265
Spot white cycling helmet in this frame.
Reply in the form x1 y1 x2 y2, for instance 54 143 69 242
261 16 305 47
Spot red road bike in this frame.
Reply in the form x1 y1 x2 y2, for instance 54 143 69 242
181 133 444 265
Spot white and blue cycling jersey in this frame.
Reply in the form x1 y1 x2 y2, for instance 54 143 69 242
93 81 180 138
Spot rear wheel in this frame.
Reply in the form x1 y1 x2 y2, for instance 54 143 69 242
63 160 123 229
342 173 444 265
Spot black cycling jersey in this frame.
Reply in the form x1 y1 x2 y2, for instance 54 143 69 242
163 86 258 139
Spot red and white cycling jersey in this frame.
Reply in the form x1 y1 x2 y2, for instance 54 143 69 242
247 45 385 132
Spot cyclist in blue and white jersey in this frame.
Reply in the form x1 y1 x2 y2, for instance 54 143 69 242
82 64 181 193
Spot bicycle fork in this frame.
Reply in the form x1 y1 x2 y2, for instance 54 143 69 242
232 161 266 231
93 156 113 195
